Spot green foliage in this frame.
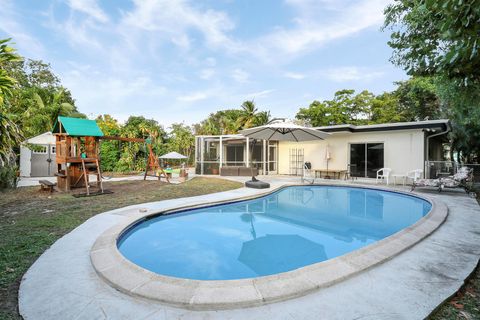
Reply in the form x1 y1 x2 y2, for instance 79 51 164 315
115 116 167 172
167 123 195 164
96 115 121 171
0 39 22 177
384 0 480 160
436 79 480 162
296 89 411 126
6 59 84 138
0 39 22 105
0 165 18 189
194 100 270 135
383 0 480 85
393 77 440 121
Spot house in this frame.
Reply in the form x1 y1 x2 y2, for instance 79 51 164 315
194 119 451 179
20 132 57 177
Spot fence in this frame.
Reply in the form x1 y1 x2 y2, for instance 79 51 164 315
425 161 480 183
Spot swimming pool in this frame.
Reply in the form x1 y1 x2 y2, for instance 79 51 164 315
117 186 431 281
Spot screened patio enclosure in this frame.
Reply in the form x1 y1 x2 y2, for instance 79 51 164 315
195 135 278 175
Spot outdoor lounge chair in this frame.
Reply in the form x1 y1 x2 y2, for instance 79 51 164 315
411 177 443 192
440 166 474 191
411 166 473 192
302 162 315 184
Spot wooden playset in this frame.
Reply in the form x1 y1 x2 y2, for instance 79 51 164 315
52 116 169 196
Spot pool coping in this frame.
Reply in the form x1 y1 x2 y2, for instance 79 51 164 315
90 183 448 311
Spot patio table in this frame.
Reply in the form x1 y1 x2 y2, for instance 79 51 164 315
392 174 406 186
314 169 347 180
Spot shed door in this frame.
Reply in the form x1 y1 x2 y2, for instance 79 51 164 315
30 145 55 177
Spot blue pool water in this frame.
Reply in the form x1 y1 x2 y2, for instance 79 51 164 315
118 186 431 280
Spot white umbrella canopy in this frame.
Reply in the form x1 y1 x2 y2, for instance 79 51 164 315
239 121 329 141
159 151 188 159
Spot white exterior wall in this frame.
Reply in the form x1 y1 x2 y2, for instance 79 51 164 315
278 129 425 176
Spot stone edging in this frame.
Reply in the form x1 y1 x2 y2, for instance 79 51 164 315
90 184 448 310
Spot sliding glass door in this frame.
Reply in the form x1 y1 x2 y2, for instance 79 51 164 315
350 143 384 178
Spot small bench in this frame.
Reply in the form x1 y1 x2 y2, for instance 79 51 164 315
39 180 56 193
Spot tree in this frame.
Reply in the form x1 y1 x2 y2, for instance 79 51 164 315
253 110 271 126
96 115 121 172
4 58 83 138
436 79 480 163
370 92 406 124
194 109 243 135
383 0 480 85
237 100 258 129
393 77 440 121
384 0 480 160
116 116 167 172
296 90 375 126
0 38 22 188
167 123 195 164
0 39 22 167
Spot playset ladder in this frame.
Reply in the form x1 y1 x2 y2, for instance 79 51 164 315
80 158 104 196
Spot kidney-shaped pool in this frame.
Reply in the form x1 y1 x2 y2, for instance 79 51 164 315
117 185 431 280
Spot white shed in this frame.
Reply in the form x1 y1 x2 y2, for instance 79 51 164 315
20 132 57 177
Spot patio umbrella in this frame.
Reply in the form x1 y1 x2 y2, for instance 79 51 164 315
325 145 332 178
239 120 329 188
240 121 329 142
238 234 327 276
159 151 188 159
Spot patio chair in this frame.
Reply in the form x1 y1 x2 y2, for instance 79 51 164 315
406 169 423 184
376 168 392 185
302 162 315 184
344 164 357 181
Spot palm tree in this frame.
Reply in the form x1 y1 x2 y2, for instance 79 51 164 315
0 38 22 166
254 110 271 126
237 100 258 129
31 88 75 129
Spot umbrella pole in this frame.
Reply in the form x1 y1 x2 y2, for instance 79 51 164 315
250 138 258 182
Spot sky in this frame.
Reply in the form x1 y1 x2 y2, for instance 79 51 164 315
0 0 407 127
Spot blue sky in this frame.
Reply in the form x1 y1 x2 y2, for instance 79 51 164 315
0 0 406 126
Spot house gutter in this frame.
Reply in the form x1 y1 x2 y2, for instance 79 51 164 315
425 122 451 174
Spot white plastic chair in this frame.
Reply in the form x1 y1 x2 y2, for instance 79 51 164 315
376 168 392 185
302 162 315 184
407 169 423 184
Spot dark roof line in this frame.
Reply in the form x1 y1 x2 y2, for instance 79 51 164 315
314 119 450 133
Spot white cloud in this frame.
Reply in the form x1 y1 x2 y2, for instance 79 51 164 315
252 0 389 60
66 0 109 23
231 68 249 83
246 89 275 99
121 0 240 51
284 72 305 80
177 92 209 102
0 0 45 58
323 66 384 82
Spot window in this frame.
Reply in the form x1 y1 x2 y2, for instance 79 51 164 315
350 143 384 178
32 146 48 154
51 146 56 154
226 145 244 165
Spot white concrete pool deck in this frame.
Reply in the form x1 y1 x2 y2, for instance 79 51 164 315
19 176 480 319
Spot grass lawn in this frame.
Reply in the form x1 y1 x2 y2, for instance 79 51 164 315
0 177 242 320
